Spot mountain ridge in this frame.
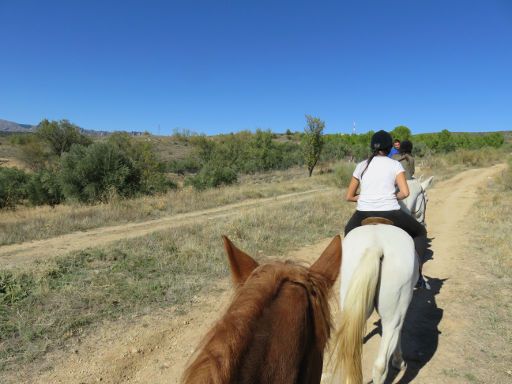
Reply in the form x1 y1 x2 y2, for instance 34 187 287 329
0 118 115 136
0 119 35 132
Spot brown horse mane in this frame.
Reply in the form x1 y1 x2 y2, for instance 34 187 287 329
181 260 333 384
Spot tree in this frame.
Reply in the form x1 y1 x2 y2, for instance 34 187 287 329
390 126 412 141
16 134 54 171
37 119 92 156
301 115 325 177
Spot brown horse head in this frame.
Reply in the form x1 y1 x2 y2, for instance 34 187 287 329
181 235 342 384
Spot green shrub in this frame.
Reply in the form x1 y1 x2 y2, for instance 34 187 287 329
502 158 512 191
331 161 356 188
183 130 303 188
9 133 33 146
0 271 34 305
60 143 141 203
413 131 505 154
186 164 238 190
141 172 177 194
446 147 503 167
279 141 303 168
412 141 429 157
107 132 172 195
321 136 350 162
0 167 29 209
26 169 64 206
168 157 201 174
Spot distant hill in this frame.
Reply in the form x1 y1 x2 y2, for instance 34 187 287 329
0 118 115 136
0 119 35 132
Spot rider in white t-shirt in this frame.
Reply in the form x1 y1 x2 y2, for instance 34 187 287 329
344 130 429 289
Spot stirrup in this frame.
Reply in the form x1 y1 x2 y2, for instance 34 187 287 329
415 275 431 290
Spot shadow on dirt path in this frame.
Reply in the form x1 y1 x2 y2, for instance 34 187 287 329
395 276 445 384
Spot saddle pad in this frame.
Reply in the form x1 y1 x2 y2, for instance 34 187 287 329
361 217 394 226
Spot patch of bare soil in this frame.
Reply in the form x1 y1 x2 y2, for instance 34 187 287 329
6 164 506 384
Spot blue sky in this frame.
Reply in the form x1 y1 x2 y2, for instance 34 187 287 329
1 0 511 135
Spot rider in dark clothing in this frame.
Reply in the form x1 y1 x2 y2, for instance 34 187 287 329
392 140 415 180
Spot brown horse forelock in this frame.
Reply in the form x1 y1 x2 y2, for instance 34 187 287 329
181 261 333 384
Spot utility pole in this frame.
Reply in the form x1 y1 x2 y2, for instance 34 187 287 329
352 121 356 134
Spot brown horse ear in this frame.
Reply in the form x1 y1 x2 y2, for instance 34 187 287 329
309 235 342 288
223 236 259 286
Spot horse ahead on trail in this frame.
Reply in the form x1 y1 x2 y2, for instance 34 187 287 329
181 235 342 384
332 176 434 384
400 176 434 225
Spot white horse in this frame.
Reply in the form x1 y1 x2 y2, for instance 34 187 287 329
332 176 434 384
400 176 434 225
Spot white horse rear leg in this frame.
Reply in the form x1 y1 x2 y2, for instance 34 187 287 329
372 317 405 384
391 333 405 370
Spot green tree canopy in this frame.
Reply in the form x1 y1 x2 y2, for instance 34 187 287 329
390 126 412 141
37 119 92 156
301 115 325 177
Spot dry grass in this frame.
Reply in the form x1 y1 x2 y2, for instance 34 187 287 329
451 164 512 383
417 147 507 181
0 170 333 246
0 189 351 374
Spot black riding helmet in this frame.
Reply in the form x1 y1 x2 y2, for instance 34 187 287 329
370 130 393 154
399 140 413 154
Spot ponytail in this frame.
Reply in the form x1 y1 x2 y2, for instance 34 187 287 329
360 150 379 179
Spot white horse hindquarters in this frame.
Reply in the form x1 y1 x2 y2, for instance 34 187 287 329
375 226 417 383
377 226 418 315
338 225 417 384
340 226 416 306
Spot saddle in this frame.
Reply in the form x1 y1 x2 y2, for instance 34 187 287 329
361 217 394 226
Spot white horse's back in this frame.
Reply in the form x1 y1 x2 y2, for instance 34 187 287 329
335 225 418 384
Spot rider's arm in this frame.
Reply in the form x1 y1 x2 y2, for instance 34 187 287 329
395 172 409 200
346 177 360 202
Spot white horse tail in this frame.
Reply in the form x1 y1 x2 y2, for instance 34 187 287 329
333 246 383 384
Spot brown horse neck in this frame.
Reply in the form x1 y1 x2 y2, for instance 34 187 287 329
181 263 332 384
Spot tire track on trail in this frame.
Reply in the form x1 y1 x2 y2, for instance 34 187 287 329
0 188 332 269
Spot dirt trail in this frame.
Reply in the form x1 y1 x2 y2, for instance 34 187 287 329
345 163 506 383
9 164 505 384
0 188 330 269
